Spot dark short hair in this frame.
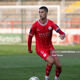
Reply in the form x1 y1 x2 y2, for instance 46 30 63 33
39 6 48 12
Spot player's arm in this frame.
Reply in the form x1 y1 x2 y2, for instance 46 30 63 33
28 24 36 53
28 34 33 53
53 23 65 40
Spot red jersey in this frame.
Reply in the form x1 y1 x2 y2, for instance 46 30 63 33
28 19 64 52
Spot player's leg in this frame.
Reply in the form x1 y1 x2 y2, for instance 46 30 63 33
50 50 62 80
36 50 55 80
54 56 62 80
45 56 55 80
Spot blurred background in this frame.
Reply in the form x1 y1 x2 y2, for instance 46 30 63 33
0 1 80 80
0 0 80 45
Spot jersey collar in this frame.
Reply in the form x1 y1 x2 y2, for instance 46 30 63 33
38 19 48 26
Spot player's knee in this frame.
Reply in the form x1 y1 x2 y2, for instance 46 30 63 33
49 58 54 65
56 62 61 68
46 56 54 65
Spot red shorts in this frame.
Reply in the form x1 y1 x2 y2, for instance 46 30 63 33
36 48 57 60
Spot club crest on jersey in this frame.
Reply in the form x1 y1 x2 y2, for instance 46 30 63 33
48 26 52 30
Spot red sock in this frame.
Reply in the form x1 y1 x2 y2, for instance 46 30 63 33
55 67 62 77
46 64 52 76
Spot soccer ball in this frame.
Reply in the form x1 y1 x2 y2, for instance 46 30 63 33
29 76 40 80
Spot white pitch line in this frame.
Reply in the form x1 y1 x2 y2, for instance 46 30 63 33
56 51 80 53
52 54 63 57
57 55 63 57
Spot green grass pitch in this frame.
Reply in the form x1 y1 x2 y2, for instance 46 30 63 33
0 44 80 80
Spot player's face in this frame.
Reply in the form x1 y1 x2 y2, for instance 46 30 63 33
39 9 47 20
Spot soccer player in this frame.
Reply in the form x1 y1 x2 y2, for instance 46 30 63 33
28 6 65 80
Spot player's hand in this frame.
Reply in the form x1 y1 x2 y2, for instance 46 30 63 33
59 34 65 40
28 50 33 53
